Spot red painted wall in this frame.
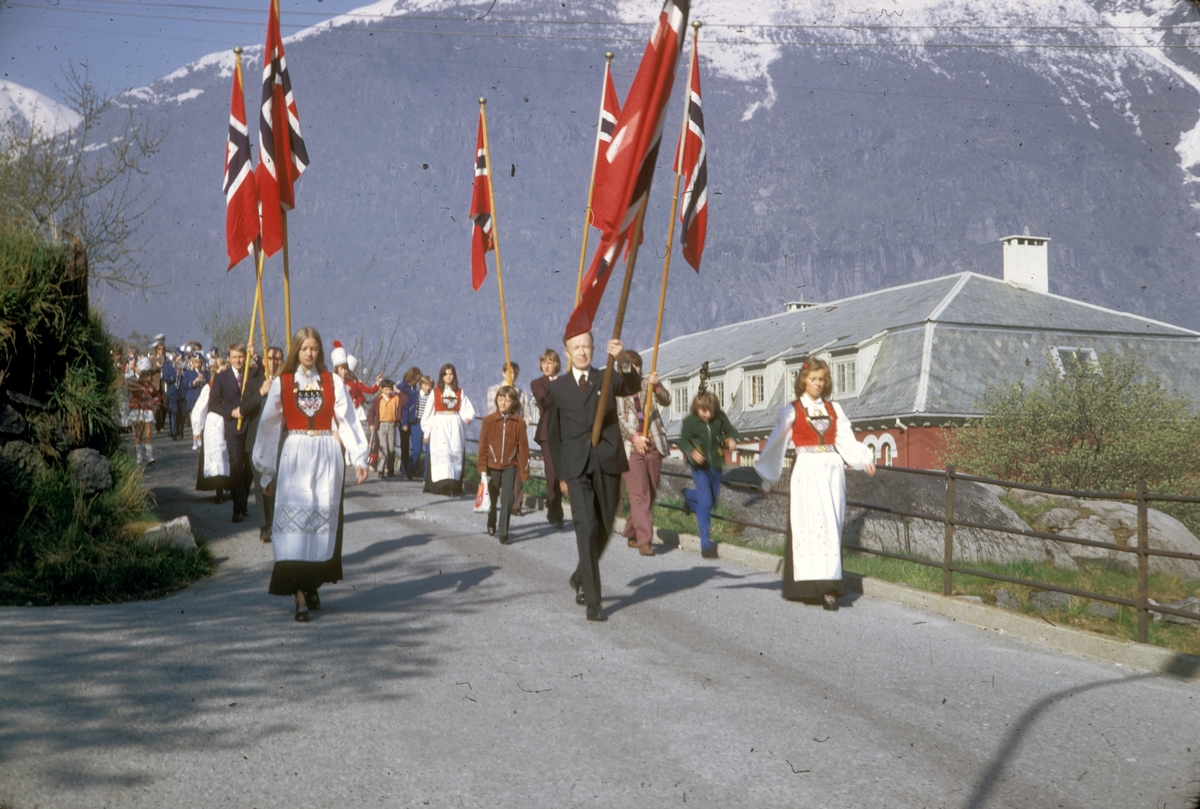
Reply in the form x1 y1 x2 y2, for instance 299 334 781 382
854 426 950 470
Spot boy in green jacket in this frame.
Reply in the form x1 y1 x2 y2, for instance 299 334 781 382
678 390 739 558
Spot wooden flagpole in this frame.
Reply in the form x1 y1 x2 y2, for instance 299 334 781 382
237 242 267 430
590 194 650 447
479 98 514 386
281 211 292 351
648 21 701 414
575 53 614 309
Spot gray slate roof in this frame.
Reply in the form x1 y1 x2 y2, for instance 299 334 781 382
645 272 1200 439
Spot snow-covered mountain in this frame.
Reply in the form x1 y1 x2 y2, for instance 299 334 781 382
0 81 81 133
84 0 1200 397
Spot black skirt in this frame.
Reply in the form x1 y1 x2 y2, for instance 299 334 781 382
195 448 229 492
423 455 464 496
782 525 846 601
268 496 345 596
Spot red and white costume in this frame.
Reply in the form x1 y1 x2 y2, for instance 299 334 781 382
420 386 475 492
755 394 874 598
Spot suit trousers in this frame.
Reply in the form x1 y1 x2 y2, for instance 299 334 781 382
538 440 563 522
621 444 662 548
226 431 249 516
565 461 619 609
252 462 275 531
399 425 412 475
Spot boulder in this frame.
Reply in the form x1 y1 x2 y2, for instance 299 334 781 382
0 403 25 436
140 516 197 551
994 588 1021 611
1029 590 1072 612
68 448 112 495
1086 601 1120 621
1150 596 1200 628
0 439 45 477
1031 508 1082 532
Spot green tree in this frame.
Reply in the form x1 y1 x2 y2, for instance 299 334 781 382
940 351 1200 492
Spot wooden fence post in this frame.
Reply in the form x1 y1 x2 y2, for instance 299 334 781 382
1136 481 1149 644
944 465 956 596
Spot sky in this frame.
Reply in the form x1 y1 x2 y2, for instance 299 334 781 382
0 0 375 103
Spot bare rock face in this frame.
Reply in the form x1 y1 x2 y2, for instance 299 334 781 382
67 448 112 495
0 439 45 477
0 404 25 436
140 516 197 551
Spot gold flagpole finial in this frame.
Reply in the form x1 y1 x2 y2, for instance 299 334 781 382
479 97 487 105
693 20 702 30
233 46 243 55
605 52 614 61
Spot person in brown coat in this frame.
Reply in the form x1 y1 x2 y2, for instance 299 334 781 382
477 385 530 545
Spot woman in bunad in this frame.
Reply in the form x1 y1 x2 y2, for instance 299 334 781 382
421 362 475 497
192 359 230 504
253 327 370 622
755 358 876 610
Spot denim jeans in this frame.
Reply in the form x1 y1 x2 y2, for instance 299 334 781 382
682 466 722 550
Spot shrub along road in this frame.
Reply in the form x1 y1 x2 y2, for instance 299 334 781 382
1 438 1197 808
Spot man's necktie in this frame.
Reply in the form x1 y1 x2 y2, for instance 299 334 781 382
578 372 588 394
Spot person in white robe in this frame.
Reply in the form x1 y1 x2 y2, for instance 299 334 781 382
421 362 475 496
190 376 230 502
252 327 370 622
755 358 876 609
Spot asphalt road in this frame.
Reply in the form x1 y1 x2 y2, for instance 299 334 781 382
2 437 1198 808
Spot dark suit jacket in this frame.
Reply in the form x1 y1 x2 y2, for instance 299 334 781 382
544 363 641 482
208 367 249 437
530 374 553 445
239 364 268 449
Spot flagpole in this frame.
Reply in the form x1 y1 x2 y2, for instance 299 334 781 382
281 211 293 351
237 242 267 430
575 52 614 309
591 194 650 447
479 98 514 386
649 20 700 410
254 241 268 351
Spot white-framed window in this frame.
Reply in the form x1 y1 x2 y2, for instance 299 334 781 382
1053 346 1099 377
711 380 725 410
672 384 689 416
748 373 766 407
835 359 857 397
880 442 893 466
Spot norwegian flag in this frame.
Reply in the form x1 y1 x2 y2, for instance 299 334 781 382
588 60 621 220
677 37 707 272
469 111 493 292
564 230 626 340
255 0 309 258
590 0 689 240
224 55 259 270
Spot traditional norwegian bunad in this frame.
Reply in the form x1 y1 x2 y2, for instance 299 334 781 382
252 366 368 596
190 382 230 496
421 385 475 496
755 393 874 601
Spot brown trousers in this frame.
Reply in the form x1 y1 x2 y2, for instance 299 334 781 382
621 444 662 547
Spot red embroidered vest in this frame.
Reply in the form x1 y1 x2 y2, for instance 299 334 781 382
281 372 336 432
433 387 462 413
792 399 837 446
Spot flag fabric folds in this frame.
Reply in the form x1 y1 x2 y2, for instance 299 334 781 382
469 112 493 292
255 0 309 257
565 231 626 340
589 0 690 240
678 38 707 272
224 55 259 270
589 62 622 217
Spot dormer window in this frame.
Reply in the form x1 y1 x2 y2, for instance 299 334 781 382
834 359 858 397
1053 347 1099 377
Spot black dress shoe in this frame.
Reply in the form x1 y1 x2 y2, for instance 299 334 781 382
294 605 310 622
571 579 585 606
487 525 496 536
822 591 839 611
498 536 510 545
232 513 245 523
260 528 272 543
586 606 607 622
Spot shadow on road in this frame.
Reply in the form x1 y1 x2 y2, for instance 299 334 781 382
603 566 746 615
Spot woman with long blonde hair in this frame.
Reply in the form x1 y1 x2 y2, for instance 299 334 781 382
252 327 371 622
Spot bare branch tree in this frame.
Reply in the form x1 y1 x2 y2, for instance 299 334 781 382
0 64 165 293
348 318 417 384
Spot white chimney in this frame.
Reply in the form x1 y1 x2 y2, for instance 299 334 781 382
1000 230 1050 293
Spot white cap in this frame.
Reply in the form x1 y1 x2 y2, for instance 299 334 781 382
136 356 152 374
347 354 359 373
330 340 348 368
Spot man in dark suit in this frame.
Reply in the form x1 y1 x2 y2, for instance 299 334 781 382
240 344 283 542
207 342 252 523
544 332 641 622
